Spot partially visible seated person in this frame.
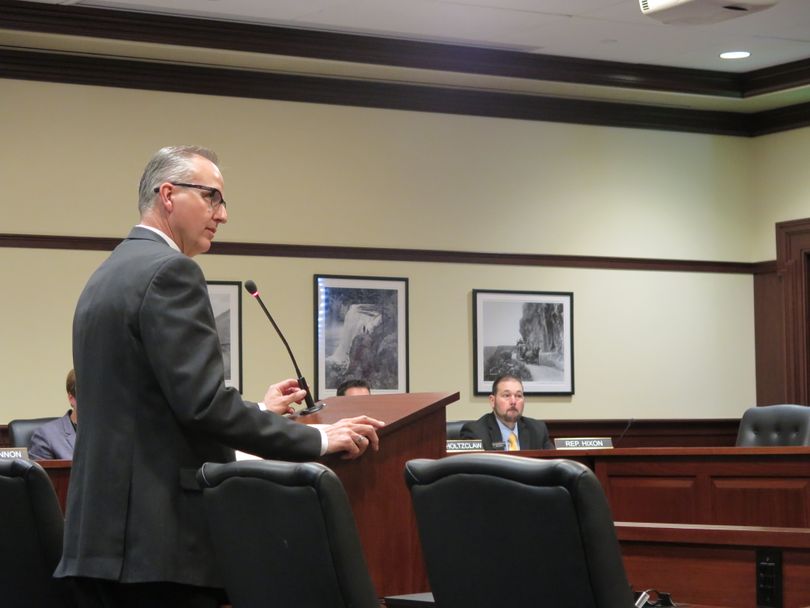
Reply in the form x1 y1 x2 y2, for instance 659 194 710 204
461 374 553 451
29 368 78 460
336 378 371 397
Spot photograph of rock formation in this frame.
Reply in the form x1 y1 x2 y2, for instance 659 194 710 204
474 290 573 394
321 285 400 391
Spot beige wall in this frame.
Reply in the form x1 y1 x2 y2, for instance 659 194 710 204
1 77 782 423
750 126 810 261
4 79 755 259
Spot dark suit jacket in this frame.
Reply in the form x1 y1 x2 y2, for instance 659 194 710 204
28 411 75 460
55 227 322 588
460 412 554 450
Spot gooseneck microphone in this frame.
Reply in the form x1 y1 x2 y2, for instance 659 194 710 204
244 280 324 415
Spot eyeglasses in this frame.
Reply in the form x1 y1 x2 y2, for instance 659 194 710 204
155 182 227 212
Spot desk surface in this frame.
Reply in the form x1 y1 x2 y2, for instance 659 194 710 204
384 592 434 607
523 445 810 457
383 592 727 608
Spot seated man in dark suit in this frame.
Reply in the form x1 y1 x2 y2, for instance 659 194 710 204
29 368 77 460
461 374 553 451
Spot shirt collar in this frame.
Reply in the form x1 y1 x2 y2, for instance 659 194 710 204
494 415 519 448
136 224 181 253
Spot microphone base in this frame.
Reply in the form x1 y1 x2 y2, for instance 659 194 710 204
297 401 326 416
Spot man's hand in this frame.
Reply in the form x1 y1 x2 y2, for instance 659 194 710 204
262 378 307 415
324 416 385 460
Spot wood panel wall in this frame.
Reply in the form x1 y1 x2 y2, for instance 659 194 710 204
754 266 786 405
775 219 810 405
753 218 810 408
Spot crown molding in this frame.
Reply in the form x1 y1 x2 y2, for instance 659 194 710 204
744 57 810 97
0 48 758 136
2 0 809 135
0 0 748 98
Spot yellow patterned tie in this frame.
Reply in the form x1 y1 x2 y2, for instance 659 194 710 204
507 432 518 451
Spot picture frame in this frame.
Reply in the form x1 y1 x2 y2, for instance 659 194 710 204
206 281 243 393
314 275 409 399
473 289 574 396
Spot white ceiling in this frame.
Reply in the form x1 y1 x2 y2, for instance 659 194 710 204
47 0 810 72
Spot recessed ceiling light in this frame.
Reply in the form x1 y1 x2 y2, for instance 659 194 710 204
720 51 751 60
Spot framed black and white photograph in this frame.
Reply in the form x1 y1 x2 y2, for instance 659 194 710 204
314 275 408 399
206 281 243 393
473 289 573 395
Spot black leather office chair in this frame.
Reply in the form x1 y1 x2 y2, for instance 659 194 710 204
735 404 810 446
0 458 69 607
197 459 378 608
8 417 58 449
446 420 471 439
405 454 634 608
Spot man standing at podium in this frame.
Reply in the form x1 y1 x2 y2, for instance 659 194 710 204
56 146 384 608
461 374 553 451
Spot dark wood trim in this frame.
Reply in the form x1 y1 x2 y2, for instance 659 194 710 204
0 0 746 98
0 49 752 137
753 260 778 274
211 242 756 273
775 218 810 404
2 2 810 135
616 521 810 549
619 527 810 607
0 233 121 251
747 100 810 137
744 57 810 97
0 233 759 274
754 267 786 405
5 0 810 100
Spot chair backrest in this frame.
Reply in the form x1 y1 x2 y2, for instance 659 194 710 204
8 417 58 449
197 459 378 608
0 458 68 607
736 404 810 446
446 420 471 439
405 454 633 608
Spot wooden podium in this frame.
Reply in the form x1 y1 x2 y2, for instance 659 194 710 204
296 391 459 598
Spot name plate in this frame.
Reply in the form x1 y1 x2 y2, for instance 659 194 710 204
0 447 29 460
446 439 484 452
554 437 613 450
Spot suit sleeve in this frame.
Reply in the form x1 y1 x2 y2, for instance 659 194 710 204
539 421 554 449
28 427 55 460
460 419 493 450
138 255 321 460
460 421 480 440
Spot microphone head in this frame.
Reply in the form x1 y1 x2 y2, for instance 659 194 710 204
244 280 258 295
